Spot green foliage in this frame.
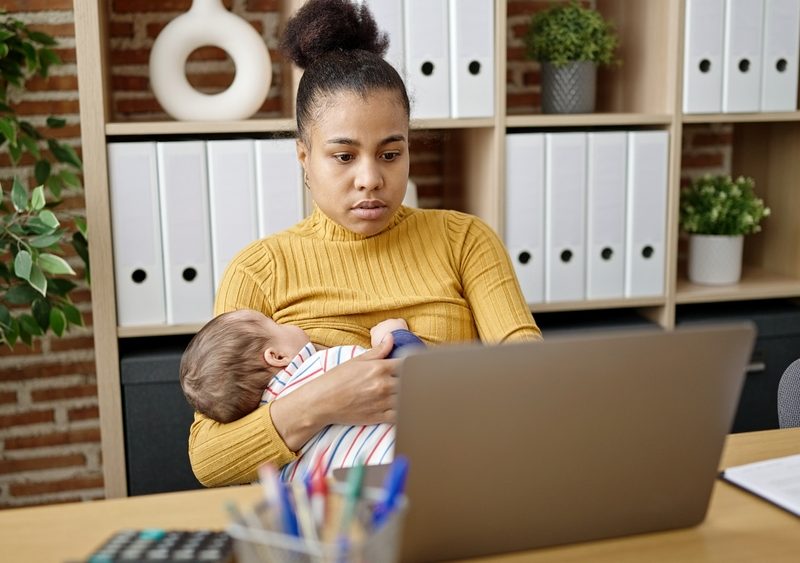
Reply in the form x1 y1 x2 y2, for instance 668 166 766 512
1 13 86 347
524 1 619 68
680 175 770 236
0 13 82 199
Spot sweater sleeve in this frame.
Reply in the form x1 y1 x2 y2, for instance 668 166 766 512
188 405 296 486
188 242 298 486
454 215 542 343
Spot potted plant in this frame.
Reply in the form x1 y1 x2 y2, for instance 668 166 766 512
524 1 619 114
1 14 87 347
679 174 770 285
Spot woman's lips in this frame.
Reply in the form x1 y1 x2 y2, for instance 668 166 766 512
351 200 388 220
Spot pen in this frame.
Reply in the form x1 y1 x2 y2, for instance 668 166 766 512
336 457 366 559
291 479 320 542
372 455 409 529
308 456 328 531
258 462 299 536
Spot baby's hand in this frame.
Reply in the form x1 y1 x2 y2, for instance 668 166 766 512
371 318 409 348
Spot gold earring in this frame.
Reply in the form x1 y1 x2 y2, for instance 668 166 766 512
303 172 310 190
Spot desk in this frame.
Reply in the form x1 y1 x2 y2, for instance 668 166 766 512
3 428 799 563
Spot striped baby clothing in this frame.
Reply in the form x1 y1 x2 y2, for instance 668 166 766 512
261 342 395 482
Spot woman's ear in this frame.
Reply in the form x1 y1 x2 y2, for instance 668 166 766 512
263 347 291 369
296 139 308 168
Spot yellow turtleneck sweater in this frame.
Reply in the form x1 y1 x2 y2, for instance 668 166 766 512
189 206 541 486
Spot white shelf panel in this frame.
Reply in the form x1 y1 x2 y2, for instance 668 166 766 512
682 111 800 124
676 267 800 304
118 323 204 338
506 113 672 128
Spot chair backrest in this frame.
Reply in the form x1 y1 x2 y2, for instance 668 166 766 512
778 359 800 428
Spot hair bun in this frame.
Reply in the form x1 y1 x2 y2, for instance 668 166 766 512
281 0 389 69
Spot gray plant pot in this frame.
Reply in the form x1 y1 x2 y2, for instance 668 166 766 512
541 61 597 114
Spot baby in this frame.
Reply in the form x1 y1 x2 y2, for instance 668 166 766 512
179 309 425 481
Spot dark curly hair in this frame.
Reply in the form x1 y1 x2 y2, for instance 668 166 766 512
280 0 410 143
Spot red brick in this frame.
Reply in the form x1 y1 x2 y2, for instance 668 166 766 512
68 405 99 422
0 340 43 357
507 92 540 111
187 46 232 62
682 153 725 168
409 161 443 177
511 23 530 40
507 1 563 17
44 124 82 140
110 48 151 66
507 46 529 62
0 361 97 383
146 22 168 38
111 75 150 91
691 132 734 147
186 72 235 90
0 454 85 475
12 100 81 117
28 23 75 38
4 427 101 450
246 0 280 10
0 409 54 428
115 97 164 114
0 391 17 405
26 75 79 92
32 384 97 403
49 336 96 353
109 21 134 38
3 0 73 10
53 48 77 64
523 70 540 86
9 474 104 497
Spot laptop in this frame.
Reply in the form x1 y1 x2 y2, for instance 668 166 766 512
383 323 754 562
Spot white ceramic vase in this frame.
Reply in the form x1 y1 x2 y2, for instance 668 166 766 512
149 0 271 121
688 234 744 285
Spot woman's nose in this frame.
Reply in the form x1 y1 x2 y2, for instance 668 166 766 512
355 160 382 191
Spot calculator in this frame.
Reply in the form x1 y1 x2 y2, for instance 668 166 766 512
85 529 234 562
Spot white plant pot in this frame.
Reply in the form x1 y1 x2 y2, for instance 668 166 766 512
688 234 744 285
149 0 271 121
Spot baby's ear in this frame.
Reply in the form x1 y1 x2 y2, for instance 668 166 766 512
263 348 291 369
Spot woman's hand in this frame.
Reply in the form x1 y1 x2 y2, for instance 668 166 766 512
268 336 401 451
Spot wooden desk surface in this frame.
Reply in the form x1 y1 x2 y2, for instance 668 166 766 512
3 428 799 563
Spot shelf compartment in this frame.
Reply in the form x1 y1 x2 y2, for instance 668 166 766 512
682 111 800 124
676 267 800 304
506 113 671 128
530 296 666 314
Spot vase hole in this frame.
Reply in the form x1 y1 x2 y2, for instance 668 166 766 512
185 46 236 94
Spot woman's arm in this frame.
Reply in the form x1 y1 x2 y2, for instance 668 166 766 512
457 216 543 343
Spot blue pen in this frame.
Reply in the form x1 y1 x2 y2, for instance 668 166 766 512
372 455 409 529
277 478 300 537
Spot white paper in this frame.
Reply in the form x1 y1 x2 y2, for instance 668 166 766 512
722 453 800 516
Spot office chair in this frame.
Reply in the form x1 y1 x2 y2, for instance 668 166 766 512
777 359 800 428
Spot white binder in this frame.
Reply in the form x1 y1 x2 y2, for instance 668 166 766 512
157 141 214 325
449 0 494 118
404 0 450 119
545 133 587 303
723 0 765 112
505 132 545 304
207 140 259 291
254 138 305 238
361 0 404 75
760 0 800 112
683 0 726 113
625 131 669 298
107 142 166 327
586 132 627 300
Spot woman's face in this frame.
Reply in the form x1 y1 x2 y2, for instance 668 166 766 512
297 88 410 237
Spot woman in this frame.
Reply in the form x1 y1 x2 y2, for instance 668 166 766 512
188 0 541 486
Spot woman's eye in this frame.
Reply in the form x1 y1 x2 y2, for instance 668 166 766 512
334 153 354 163
382 152 400 162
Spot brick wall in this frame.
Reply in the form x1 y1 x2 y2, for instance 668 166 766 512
0 2 101 508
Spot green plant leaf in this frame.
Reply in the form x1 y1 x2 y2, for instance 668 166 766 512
14 249 33 281
47 278 77 296
4 318 20 348
48 139 82 168
5 284 39 305
27 30 57 46
38 209 60 229
11 176 28 211
60 302 83 326
0 42 8 59
59 169 81 187
49 307 66 337
45 174 63 198
74 216 87 237
18 323 33 347
20 42 37 69
0 117 16 145
7 142 22 165
37 252 76 275
0 304 10 327
19 121 41 140
72 232 90 281
29 232 62 248
34 160 51 184
46 116 66 128
32 299 51 330
30 185 45 211
19 314 44 336
19 134 41 158
0 28 14 41
28 264 47 296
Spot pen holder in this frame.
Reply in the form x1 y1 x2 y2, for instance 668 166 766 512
227 487 408 563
